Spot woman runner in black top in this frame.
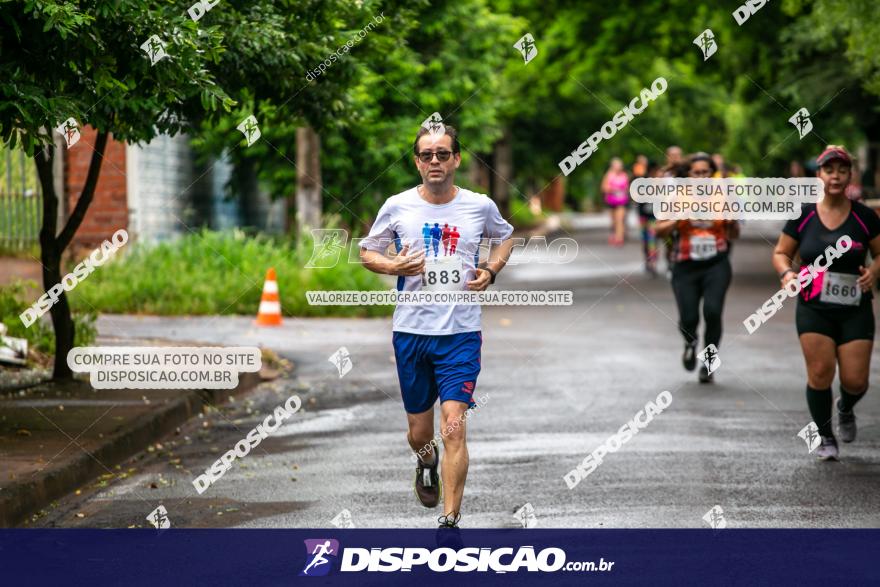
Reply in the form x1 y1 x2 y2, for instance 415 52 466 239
773 145 880 460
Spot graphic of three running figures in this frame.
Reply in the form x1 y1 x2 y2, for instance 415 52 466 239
420 222 461 285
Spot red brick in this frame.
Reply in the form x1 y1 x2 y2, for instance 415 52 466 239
64 126 128 249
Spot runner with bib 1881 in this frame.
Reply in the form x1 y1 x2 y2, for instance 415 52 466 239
772 145 880 460
359 123 515 528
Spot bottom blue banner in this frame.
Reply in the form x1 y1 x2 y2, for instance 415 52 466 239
1 529 877 585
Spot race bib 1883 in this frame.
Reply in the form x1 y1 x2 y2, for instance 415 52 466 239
423 255 464 291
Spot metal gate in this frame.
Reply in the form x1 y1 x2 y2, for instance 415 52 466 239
0 147 42 251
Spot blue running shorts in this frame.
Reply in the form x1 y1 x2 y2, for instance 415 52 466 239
392 331 482 414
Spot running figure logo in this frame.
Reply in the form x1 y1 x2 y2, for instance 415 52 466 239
300 539 340 577
514 33 538 64
55 118 81 148
140 35 168 65
702 505 726 530
797 422 821 453
440 224 460 255
421 112 445 136
331 509 355 529
423 221 460 258
789 108 813 139
693 29 717 61
146 505 171 529
328 347 353 378
422 220 463 290
513 502 538 528
697 344 721 375
237 115 261 147
430 223 442 257
305 229 347 268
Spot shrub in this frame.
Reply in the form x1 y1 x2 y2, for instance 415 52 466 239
0 280 96 359
70 229 393 318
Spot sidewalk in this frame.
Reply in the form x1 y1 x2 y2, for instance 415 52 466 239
0 345 272 527
0 257 41 288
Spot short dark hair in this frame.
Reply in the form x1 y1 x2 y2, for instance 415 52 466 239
413 125 460 155
688 151 718 174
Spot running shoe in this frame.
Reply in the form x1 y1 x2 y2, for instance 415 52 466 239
815 436 839 461
438 512 461 529
698 365 713 383
837 399 857 443
682 342 697 371
414 444 441 508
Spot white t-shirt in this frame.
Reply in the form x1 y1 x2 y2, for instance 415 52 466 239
360 186 514 335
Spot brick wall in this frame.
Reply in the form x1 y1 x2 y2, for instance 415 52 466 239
64 126 128 250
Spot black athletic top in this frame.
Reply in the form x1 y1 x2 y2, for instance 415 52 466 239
782 202 880 307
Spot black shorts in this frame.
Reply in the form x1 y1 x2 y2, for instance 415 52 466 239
795 299 875 345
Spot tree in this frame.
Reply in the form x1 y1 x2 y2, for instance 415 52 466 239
3 0 379 378
1 1 236 378
190 0 522 235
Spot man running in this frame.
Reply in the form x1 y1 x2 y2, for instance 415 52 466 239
360 124 515 528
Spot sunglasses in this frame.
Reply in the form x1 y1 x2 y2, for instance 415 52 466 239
417 150 454 163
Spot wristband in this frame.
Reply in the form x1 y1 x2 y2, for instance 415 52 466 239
485 267 497 284
779 269 796 280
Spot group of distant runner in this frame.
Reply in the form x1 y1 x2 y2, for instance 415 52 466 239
356 122 880 531
600 145 880 460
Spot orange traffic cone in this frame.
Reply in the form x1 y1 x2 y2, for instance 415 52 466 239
255 268 282 326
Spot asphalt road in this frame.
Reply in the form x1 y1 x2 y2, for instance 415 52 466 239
30 216 880 529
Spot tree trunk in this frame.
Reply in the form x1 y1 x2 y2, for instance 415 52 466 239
491 127 512 218
236 156 261 228
295 126 322 236
34 131 109 380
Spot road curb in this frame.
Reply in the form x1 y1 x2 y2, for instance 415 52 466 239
0 371 264 527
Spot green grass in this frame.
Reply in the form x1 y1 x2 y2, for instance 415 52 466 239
508 197 546 229
70 229 393 318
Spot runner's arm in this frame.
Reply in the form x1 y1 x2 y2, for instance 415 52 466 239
856 234 880 291
772 233 799 287
470 237 515 290
361 245 425 276
654 219 678 237
726 221 741 240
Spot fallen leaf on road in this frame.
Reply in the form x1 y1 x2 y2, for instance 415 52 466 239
75 513 85 518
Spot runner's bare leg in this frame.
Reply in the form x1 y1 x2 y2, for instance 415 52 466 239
439 400 469 516
407 407 436 461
